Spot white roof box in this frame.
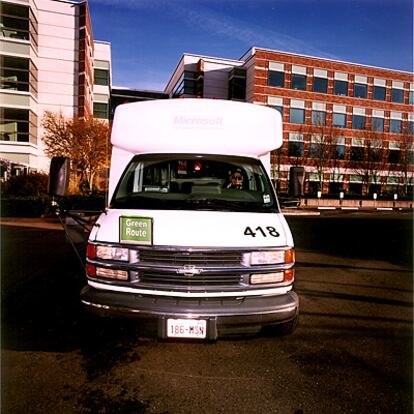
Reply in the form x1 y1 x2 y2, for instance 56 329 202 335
111 99 282 157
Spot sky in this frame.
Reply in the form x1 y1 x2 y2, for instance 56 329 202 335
88 0 413 92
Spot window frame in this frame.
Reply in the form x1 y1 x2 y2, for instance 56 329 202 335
312 77 328 93
371 117 384 132
332 112 347 128
373 85 386 101
389 119 402 133
352 114 366 130
289 108 305 124
291 73 307 91
93 102 109 119
353 83 367 99
334 80 348 96
391 88 404 103
94 68 109 86
268 70 285 88
311 110 326 126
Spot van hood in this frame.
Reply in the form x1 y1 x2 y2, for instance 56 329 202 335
90 209 293 248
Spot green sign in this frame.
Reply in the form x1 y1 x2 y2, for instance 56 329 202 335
120 216 153 245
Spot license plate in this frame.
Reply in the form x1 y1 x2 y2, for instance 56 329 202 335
167 318 207 339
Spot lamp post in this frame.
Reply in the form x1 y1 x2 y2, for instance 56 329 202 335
339 191 344 207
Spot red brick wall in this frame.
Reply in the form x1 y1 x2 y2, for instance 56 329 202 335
251 49 413 195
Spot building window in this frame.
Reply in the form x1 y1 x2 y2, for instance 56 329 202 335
312 77 328 93
388 142 401 164
373 86 386 101
368 141 383 163
334 80 348 96
329 182 343 195
372 117 384 132
391 88 404 103
291 74 306 91
354 83 367 98
408 121 414 135
332 138 346 160
0 55 30 92
0 2 30 40
350 139 364 161
350 147 364 161
94 69 109 86
333 113 346 128
329 174 344 194
368 181 381 196
268 70 284 88
409 91 414 105
352 114 366 130
0 108 30 142
288 133 304 157
348 176 363 195
390 119 402 133
388 149 400 164
348 184 363 195
307 172 320 194
228 68 246 101
290 108 305 124
309 136 321 158
93 102 108 119
409 149 414 165
172 71 200 97
385 177 399 194
311 110 326 125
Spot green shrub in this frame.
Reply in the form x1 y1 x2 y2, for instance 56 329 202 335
3 173 49 197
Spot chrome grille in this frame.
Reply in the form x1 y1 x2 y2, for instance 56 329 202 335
139 271 242 287
137 249 242 266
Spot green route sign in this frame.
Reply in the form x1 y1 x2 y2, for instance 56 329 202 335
120 216 153 245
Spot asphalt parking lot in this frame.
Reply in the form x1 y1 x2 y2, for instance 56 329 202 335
1 211 412 413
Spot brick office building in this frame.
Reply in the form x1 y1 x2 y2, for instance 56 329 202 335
165 48 414 197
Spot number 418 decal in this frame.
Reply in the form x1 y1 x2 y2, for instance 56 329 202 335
244 226 280 238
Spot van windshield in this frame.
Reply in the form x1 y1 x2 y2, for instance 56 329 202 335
111 154 279 213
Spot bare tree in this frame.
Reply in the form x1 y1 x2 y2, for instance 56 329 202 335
42 111 111 192
271 148 283 192
307 114 338 193
42 111 73 158
394 126 414 196
349 134 387 195
308 134 333 192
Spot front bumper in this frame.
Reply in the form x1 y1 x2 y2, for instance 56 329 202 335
80 285 299 339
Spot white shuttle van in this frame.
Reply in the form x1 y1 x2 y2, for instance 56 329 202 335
82 99 298 339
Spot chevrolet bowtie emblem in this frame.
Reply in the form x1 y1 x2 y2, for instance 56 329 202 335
176 265 202 277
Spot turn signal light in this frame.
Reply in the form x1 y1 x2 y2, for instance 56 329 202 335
285 248 295 265
87 243 96 259
86 263 96 277
284 268 295 283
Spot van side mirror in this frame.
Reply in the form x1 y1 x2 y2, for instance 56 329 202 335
49 157 70 196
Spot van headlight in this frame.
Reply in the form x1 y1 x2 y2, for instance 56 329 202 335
96 245 129 261
242 248 294 266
